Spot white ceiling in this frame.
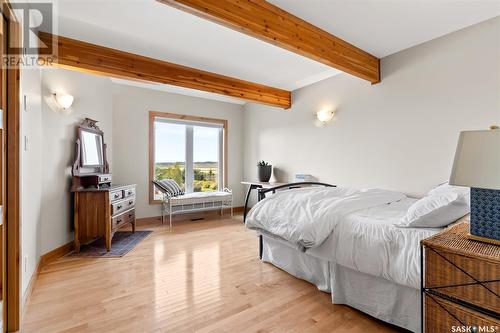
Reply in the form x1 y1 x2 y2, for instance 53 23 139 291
268 0 500 58
43 0 500 104
110 78 246 105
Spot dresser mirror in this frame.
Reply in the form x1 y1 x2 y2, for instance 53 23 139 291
80 129 104 167
72 118 111 189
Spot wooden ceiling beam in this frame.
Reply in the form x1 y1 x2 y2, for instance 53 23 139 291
158 0 381 84
38 32 291 109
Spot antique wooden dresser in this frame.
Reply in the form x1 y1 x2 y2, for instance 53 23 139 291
70 118 137 252
72 184 136 253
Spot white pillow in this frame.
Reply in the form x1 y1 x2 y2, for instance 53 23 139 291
428 182 470 205
397 186 470 228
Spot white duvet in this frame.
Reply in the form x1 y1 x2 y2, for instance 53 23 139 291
309 199 440 289
246 187 441 289
246 187 406 251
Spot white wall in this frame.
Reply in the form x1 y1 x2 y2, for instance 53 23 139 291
40 68 113 254
112 84 245 218
243 17 500 200
21 67 43 297
31 68 244 258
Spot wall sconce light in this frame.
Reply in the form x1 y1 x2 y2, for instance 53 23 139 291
316 108 335 124
53 92 74 111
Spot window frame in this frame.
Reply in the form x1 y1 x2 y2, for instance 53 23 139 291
149 111 228 205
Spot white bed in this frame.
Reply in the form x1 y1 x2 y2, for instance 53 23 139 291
246 186 447 333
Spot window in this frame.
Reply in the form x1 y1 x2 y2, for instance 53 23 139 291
149 112 227 203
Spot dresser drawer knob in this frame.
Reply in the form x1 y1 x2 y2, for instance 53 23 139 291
129 213 133 218
128 191 133 195
117 205 122 210
128 200 134 205
114 193 120 198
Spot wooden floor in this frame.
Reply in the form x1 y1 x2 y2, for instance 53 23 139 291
23 215 402 333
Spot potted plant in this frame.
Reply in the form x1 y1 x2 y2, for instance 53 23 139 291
257 160 272 182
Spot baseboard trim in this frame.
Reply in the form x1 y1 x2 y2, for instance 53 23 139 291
39 241 74 268
233 206 244 213
21 261 41 318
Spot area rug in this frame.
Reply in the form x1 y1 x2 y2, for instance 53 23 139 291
66 231 153 258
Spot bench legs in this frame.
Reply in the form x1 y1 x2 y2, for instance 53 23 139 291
161 200 173 228
162 198 233 228
162 210 172 229
219 201 233 218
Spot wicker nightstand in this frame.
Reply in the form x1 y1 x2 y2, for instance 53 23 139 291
421 222 500 333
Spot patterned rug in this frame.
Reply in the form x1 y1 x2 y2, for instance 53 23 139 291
66 231 153 258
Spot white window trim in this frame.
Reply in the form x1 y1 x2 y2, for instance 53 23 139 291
185 125 194 193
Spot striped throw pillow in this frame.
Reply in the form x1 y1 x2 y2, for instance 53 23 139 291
158 179 184 197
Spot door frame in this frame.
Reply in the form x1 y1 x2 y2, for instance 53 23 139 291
1 1 20 331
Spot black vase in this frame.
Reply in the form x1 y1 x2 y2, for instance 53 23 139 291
258 165 272 182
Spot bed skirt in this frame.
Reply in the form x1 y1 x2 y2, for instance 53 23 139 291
261 235 420 333
261 234 331 292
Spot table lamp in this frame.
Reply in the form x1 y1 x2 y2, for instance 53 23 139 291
449 126 500 245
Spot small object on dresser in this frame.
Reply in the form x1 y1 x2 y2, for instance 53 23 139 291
73 173 112 189
421 222 500 332
449 126 500 245
257 160 272 182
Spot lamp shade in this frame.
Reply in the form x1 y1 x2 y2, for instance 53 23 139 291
449 129 500 190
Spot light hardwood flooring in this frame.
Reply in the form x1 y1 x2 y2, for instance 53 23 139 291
22 215 403 333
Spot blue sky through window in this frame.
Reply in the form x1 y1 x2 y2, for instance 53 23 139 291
155 122 185 163
194 125 219 163
155 122 219 163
